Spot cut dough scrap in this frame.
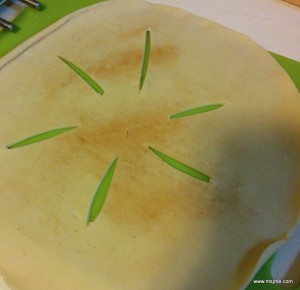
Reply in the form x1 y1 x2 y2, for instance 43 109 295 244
0 0 300 289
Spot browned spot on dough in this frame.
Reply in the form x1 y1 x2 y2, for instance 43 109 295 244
120 25 156 38
151 45 179 64
88 44 178 78
44 101 211 231
105 181 210 232
69 106 179 155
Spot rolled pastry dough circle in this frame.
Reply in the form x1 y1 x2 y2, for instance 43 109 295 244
0 0 300 289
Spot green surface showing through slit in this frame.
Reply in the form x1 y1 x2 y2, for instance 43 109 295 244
148 146 213 183
1 1 300 289
59 56 104 95
170 104 223 119
7 126 77 149
88 157 118 223
139 30 151 91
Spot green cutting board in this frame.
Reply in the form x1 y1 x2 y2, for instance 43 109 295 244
0 1 299 289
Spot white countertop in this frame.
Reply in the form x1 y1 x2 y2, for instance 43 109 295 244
148 0 300 61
